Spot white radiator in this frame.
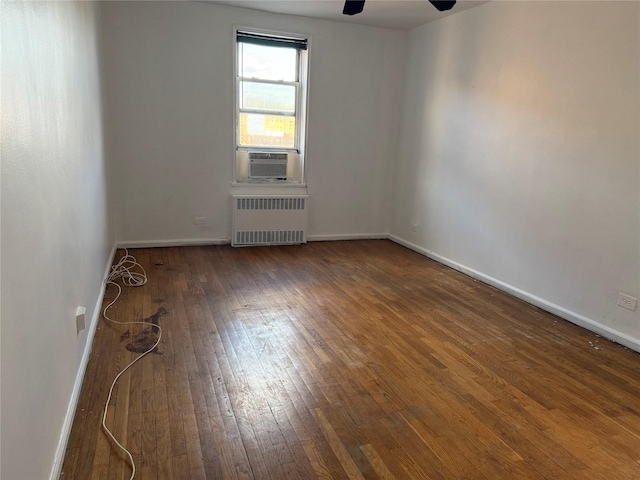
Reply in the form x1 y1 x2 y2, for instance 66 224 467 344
231 195 308 246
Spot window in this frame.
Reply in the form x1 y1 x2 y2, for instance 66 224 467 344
234 29 309 184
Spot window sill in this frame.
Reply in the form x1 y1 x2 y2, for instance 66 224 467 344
231 181 308 196
231 181 307 188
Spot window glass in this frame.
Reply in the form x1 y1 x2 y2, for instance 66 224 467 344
239 113 296 149
240 81 296 113
239 43 297 82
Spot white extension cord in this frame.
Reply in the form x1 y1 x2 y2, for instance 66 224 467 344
101 249 160 480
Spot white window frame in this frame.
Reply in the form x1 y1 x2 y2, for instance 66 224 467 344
233 26 310 185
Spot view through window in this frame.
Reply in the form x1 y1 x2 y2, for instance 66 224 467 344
236 31 307 151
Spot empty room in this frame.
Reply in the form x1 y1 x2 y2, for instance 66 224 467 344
1 0 639 479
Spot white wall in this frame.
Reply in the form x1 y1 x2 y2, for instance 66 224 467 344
0 2 112 478
100 1 406 244
391 1 640 344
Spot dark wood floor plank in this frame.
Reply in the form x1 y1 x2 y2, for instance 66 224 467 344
62 240 640 479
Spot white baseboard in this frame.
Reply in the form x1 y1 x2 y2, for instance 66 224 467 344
49 244 118 480
307 233 388 242
117 238 230 249
388 234 640 354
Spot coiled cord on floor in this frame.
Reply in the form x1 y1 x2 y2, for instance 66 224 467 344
101 249 160 480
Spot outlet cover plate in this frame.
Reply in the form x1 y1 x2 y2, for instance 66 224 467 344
76 306 86 334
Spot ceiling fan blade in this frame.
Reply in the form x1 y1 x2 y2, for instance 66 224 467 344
343 0 365 16
428 1 456 12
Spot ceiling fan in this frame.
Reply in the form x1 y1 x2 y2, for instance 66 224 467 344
343 0 456 16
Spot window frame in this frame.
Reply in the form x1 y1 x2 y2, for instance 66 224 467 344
233 26 310 185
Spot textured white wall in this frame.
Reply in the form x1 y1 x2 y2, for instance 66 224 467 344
100 1 405 244
0 2 112 478
391 1 640 343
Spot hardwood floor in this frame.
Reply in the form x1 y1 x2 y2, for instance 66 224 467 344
61 240 640 480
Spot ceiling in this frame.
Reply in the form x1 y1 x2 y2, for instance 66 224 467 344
208 0 489 30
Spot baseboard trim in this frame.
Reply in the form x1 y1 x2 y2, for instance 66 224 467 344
49 244 118 480
388 234 640 354
307 233 388 242
117 235 389 248
116 238 230 249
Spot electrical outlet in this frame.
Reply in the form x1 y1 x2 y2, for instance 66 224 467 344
76 306 86 334
617 293 637 311
194 216 207 226
411 223 419 232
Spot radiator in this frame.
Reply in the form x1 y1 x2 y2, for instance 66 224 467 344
231 195 308 246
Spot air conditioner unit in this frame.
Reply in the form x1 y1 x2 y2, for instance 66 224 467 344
248 152 288 179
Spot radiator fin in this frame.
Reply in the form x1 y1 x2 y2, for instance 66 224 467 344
236 197 305 211
236 230 304 245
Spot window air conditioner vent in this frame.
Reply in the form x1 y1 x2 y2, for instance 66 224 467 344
248 152 288 179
